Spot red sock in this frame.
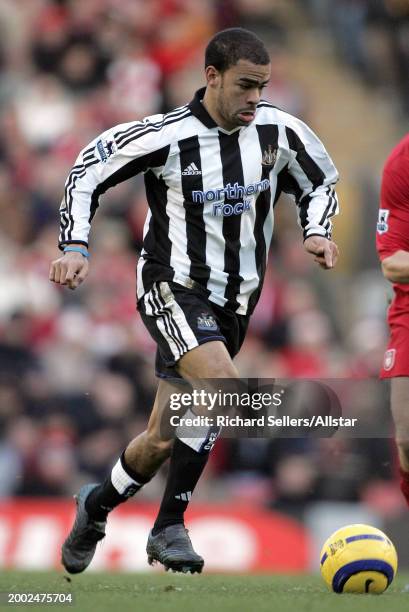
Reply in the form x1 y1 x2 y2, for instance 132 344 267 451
400 468 409 507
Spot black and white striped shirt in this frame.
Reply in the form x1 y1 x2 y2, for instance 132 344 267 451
59 87 339 315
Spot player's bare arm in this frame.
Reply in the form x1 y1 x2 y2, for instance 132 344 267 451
304 235 339 270
381 250 409 283
49 244 89 290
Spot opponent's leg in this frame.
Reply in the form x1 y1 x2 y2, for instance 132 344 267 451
61 379 178 574
390 377 409 505
146 340 239 573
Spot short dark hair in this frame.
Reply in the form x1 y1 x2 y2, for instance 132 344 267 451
205 28 270 73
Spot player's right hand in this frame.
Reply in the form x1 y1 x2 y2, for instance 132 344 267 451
304 235 339 270
49 251 89 290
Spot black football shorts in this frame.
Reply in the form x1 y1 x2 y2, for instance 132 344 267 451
137 280 250 379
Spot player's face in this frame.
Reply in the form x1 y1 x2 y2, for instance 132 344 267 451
208 60 271 130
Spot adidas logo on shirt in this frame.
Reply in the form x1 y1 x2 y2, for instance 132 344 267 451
182 162 201 176
175 491 192 501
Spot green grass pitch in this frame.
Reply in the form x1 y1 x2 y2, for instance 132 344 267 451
0 571 408 612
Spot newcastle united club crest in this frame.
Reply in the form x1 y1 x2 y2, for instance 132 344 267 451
261 144 278 169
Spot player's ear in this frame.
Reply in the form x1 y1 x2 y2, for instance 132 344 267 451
205 65 221 88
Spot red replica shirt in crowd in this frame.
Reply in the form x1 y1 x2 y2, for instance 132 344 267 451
376 133 409 294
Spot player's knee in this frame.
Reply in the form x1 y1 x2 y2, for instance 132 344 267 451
189 354 239 378
203 360 239 378
177 341 239 379
145 430 173 457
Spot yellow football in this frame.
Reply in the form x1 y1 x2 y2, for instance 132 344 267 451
320 524 398 594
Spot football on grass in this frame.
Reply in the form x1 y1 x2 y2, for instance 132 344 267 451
320 524 398 594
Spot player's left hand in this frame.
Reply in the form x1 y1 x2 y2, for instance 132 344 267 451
304 236 339 269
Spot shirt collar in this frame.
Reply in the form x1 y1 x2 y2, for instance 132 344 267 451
188 87 218 129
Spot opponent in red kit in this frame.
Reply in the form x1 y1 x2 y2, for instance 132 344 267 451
376 132 409 506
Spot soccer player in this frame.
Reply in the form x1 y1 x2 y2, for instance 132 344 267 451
49 28 339 574
376 133 409 508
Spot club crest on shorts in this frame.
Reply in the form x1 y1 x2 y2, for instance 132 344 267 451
197 313 218 331
383 348 396 371
377 209 389 234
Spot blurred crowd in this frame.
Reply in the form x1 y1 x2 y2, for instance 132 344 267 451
304 0 409 118
0 0 406 521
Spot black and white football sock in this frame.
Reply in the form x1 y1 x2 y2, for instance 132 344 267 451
152 427 219 535
85 450 151 521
